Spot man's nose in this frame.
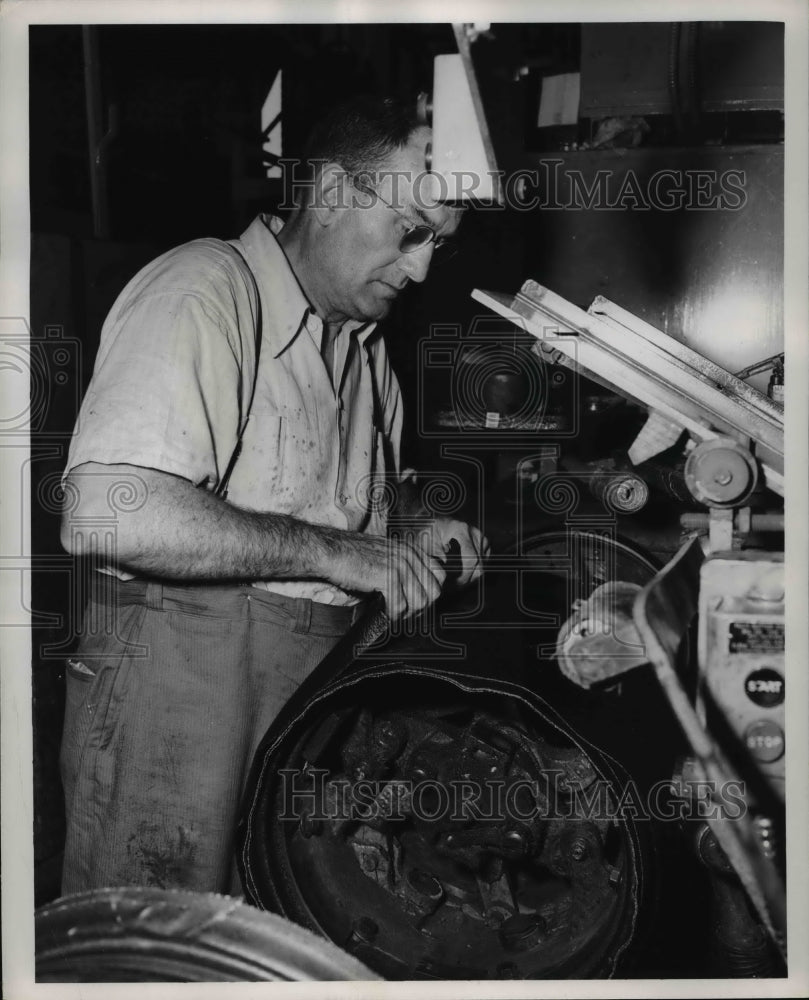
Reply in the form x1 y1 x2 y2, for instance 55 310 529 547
398 243 434 284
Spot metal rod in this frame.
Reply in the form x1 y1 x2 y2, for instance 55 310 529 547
680 512 784 532
734 353 785 381
82 26 108 239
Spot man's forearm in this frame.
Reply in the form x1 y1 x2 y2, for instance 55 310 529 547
62 463 359 582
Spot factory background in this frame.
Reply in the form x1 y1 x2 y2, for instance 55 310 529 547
21 17 791 983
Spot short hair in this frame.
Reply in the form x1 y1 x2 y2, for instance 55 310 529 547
296 95 423 203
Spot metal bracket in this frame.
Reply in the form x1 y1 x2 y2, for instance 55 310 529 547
472 282 783 496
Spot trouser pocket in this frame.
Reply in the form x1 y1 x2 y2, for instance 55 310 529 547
59 602 145 837
60 659 103 822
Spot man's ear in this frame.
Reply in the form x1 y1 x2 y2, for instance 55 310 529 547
311 162 351 227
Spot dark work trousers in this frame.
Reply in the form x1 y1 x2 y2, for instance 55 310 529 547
59 576 362 895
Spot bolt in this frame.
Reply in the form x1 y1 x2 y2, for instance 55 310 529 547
501 828 528 856
713 469 733 486
569 837 588 862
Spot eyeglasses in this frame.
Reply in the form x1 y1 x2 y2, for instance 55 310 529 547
351 177 457 262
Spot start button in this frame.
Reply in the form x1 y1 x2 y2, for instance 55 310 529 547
745 668 785 708
744 720 785 763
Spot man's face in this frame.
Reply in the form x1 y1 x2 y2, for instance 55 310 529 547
324 127 464 323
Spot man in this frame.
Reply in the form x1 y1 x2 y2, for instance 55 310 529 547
59 96 487 894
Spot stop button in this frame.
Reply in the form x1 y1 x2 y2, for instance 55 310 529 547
744 720 785 763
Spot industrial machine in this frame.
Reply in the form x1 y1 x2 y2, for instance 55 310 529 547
236 281 786 979
475 280 787 969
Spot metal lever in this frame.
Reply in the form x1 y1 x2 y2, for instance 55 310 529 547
733 352 784 381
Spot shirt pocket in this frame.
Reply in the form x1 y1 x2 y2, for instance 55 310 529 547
226 413 285 510
276 411 330 515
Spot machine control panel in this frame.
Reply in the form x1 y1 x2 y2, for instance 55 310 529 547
697 552 785 801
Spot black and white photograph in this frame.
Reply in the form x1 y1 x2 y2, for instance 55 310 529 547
1 0 807 995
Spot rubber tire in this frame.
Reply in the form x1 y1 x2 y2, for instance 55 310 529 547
36 887 379 982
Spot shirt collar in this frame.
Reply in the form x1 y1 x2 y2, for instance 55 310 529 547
235 214 376 358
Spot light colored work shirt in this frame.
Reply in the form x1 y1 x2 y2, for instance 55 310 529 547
65 214 403 604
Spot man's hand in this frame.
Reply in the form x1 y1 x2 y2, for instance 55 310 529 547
388 476 489 589
422 517 490 587
327 532 448 621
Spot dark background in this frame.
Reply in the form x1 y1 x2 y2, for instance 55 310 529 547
29 20 784 975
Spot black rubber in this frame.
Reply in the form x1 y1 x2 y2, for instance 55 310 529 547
36 887 379 982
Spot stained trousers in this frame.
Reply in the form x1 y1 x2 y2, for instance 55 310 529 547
59 576 361 895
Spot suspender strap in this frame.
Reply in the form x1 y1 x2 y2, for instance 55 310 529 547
217 242 262 500
364 337 397 476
